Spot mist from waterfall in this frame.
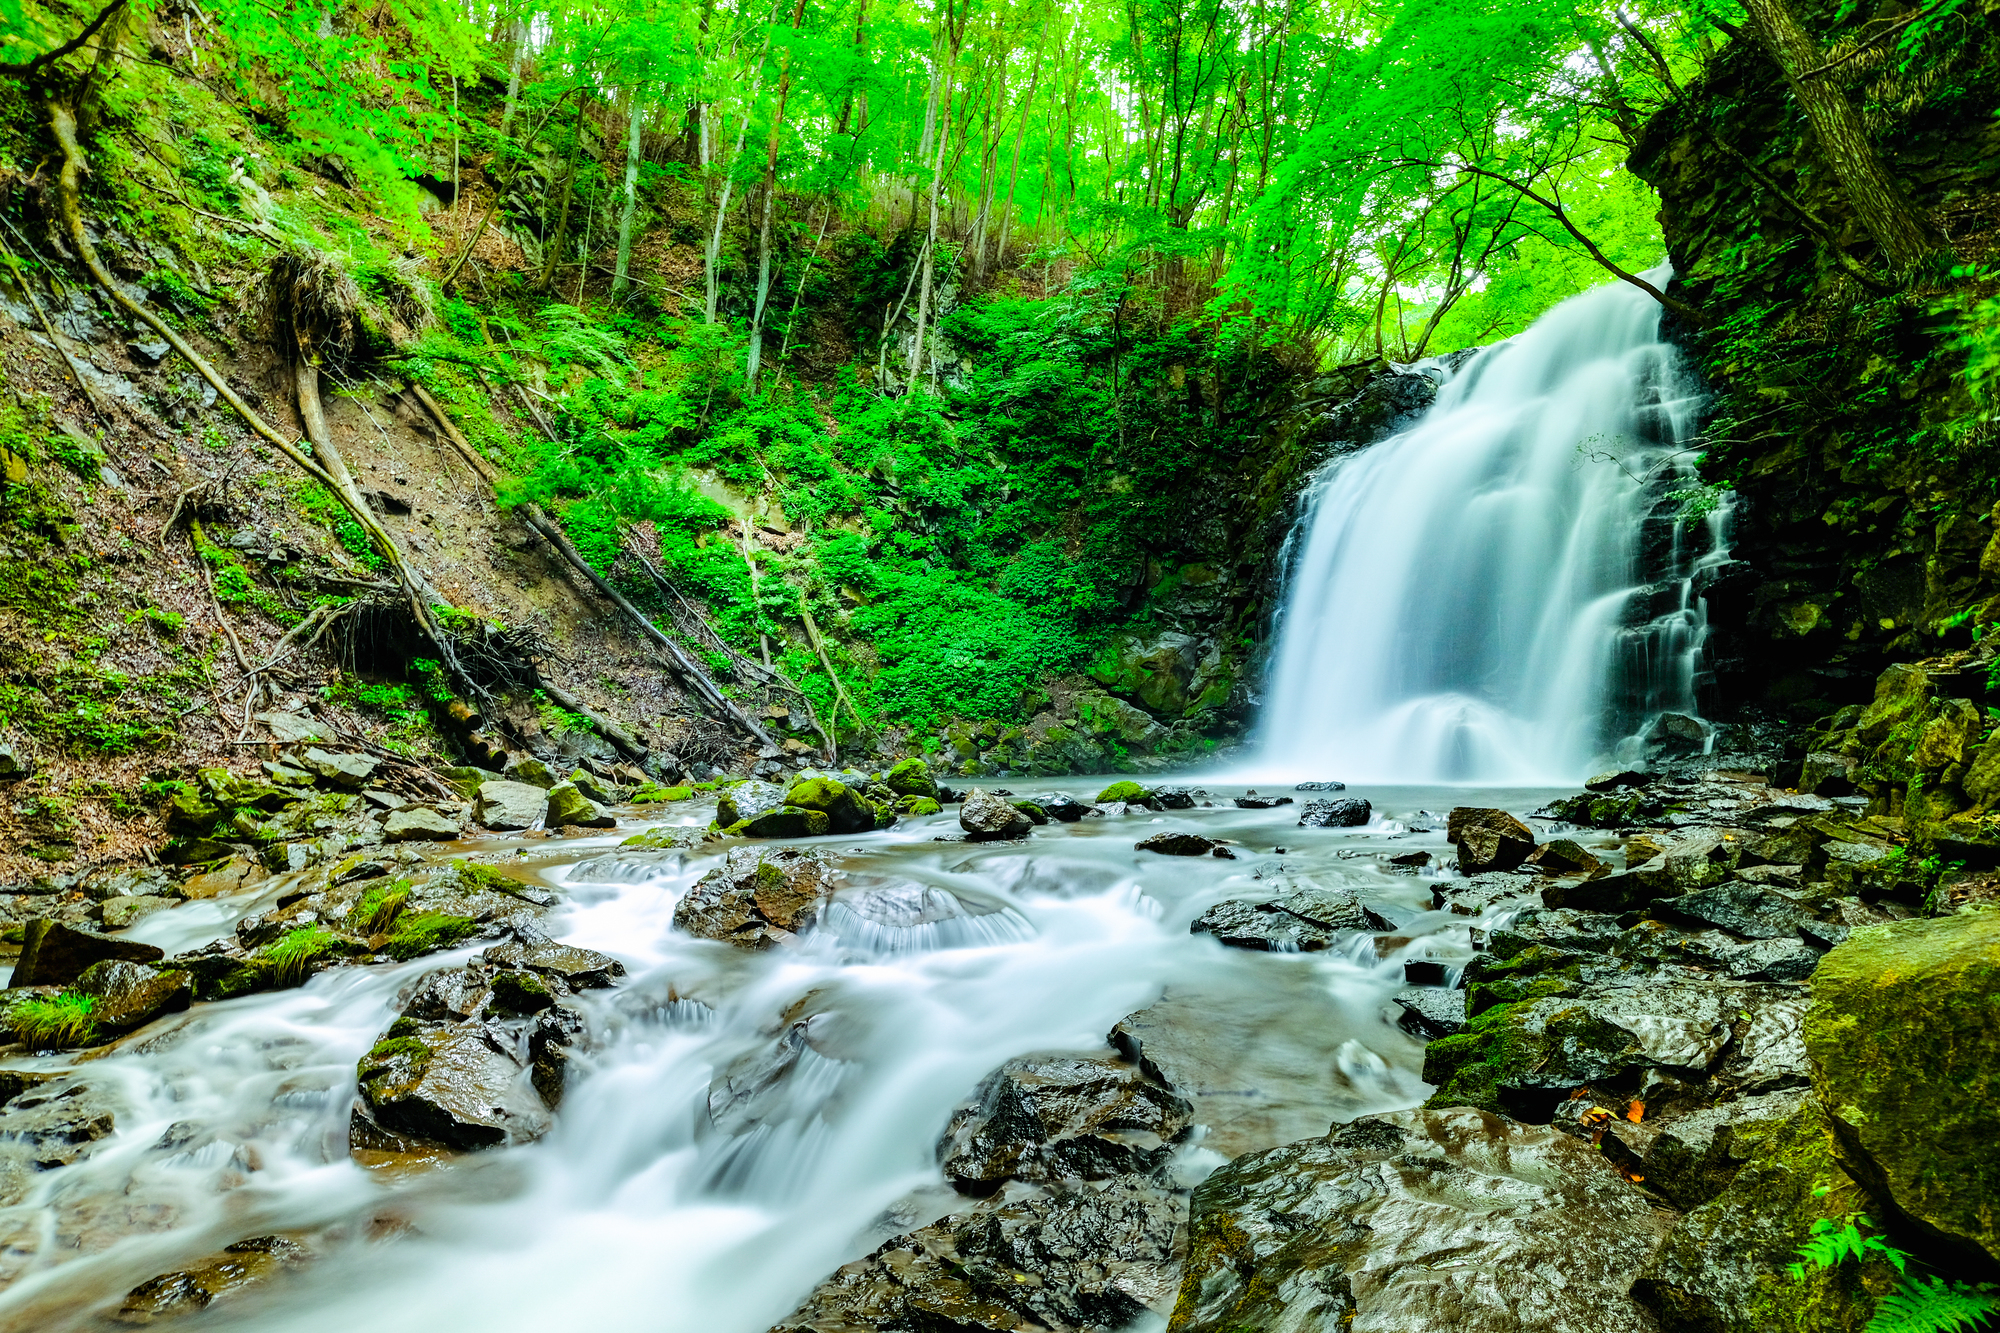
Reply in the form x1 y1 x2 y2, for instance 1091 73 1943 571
1256 268 1729 784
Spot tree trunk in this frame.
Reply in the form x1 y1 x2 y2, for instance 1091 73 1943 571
613 94 645 296
907 80 952 395
538 99 587 293
747 0 809 389
498 19 528 140
1738 0 1938 270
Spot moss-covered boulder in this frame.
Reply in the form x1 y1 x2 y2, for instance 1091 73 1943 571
1631 1098 1893 1333
734 805 832 839
629 783 694 804
674 846 833 948
897 795 942 817
1096 780 1150 803
544 781 614 829
715 780 788 828
1804 908 2000 1266
782 777 875 834
883 758 939 799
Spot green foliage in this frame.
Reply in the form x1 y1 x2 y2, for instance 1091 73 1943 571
5 991 97 1049
383 911 479 961
1792 1215 2000 1333
533 690 593 735
258 926 363 986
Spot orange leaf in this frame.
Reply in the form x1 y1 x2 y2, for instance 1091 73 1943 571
1627 1100 1645 1123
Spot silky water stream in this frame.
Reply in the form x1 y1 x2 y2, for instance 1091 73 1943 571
0 783 1577 1331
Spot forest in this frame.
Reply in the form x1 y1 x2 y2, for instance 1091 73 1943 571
0 0 1996 1331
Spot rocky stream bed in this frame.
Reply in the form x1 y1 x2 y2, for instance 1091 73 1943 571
0 749 1990 1333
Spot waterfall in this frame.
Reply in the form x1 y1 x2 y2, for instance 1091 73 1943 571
1256 268 1729 785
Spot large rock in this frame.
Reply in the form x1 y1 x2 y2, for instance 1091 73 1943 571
1191 887 1381 951
936 1051 1193 1189
473 780 549 831
12 919 164 986
673 847 833 948
1660 881 1817 940
382 807 460 842
544 781 614 829
73 960 191 1032
1297 797 1370 827
1632 1098 1888 1333
1172 1107 1672 1333
714 780 789 828
782 776 876 834
775 1175 1187 1333
298 748 379 788
1804 909 2000 1267
483 933 625 989
882 757 939 800
1137 831 1231 857
1448 807 1536 872
354 1021 551 1151
960 787 1033 840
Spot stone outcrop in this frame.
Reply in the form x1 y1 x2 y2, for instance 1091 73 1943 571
1172 1107 1674 1333
673 847 834 947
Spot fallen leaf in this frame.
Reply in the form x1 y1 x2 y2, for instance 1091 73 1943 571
1627 1100 1645 1123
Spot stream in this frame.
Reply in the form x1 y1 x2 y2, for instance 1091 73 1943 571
0 779 1579 1331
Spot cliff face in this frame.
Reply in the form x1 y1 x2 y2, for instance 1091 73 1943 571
1629 9 2000 723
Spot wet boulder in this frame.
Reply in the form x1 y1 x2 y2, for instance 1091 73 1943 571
99 895 177 930
961 788 1033 840
1136 831 1232 857
544 781 614 829
1805 909 2000 1267
782 776 876 834
1447 807 1537 872
472 780 549 831
774 1175 1187 1333
73 960 191 1032
714 780 789 829
117 1236 311 1324
1151 786 1197 810
1232 794 1293 809
1524 838 1609 877
1294 780 1347 791
882 757 939 800
0 1075 119 1167
1297 797 1370 827
13 919 164 986
1173 1107 1672 1333
1633 1098 1886 1332
1392 986 1467 1039
353 1019 551 1151
673 846 833 948
936 1050 1193 1189
1657 881 1818 940
1035 793 1094 822
1192 886 1382 951
483 932 625 989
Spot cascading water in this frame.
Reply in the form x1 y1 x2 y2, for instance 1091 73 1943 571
1256 267 1730 784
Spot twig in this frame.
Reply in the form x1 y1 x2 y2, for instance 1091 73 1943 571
1799 0 1955 78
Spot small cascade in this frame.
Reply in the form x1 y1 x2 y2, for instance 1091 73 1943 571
1256 267 1729 784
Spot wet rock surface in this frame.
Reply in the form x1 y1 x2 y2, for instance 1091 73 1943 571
961 787 1034 840
1173 1107 1674 1333
778 1044 1196 1333
673 846 834 948
1189 885 1385 951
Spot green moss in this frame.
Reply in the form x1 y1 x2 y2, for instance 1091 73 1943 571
257 926 368 985
383 911 480 961
897 795 942 816
357 1034 432 1084
487 969 554 1014
385 1016 422 1039
4 990 98 1049
631 784 694 803
1097 780 1149 802
455 863 541 901
347 879 412 935
883 758 938 799
1804 909 2000 1263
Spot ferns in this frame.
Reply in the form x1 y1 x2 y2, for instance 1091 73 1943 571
1792 1215 1999 1333
1871 1278 2000 1333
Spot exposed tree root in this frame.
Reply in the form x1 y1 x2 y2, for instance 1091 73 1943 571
45 98 477 704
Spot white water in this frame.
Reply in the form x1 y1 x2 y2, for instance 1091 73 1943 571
1257 269 1728 784
0 784 1554 1333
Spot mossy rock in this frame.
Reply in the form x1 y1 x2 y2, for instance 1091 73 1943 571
1632 1098 1893 1332
1097 780 1150 803
486 969 554 1015
897 795 942 817
1805 908 2000 1266
882 758 938 799
620 826 706 850
630 784 695 804
782 777 874 834
739 805 832 839
383 912 480 962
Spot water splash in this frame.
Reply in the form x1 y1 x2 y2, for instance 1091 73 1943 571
1256 268 1728 784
